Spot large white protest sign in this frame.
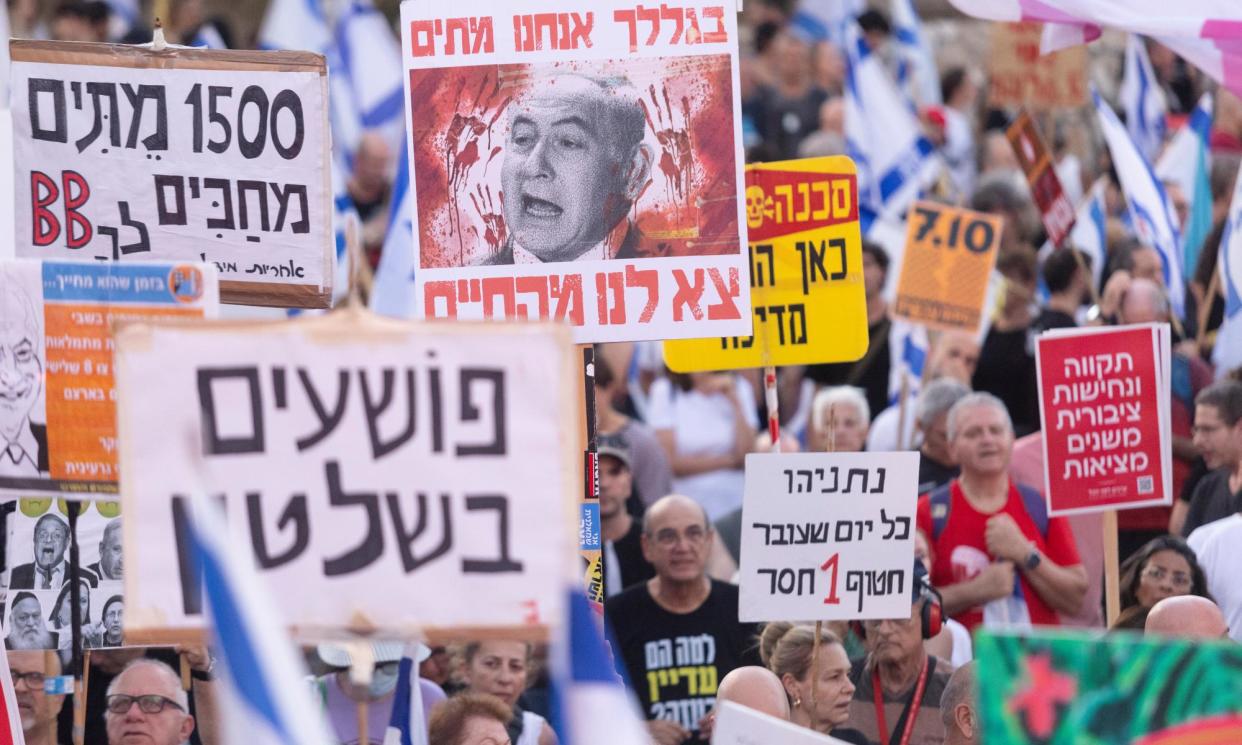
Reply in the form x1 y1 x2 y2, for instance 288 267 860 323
10 41 332 309
399 0 751 343
738 452 918 622
115 315 578 641
711 701 851 745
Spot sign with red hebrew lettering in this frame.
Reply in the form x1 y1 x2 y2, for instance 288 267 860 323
399 0 750 343
9 41 332 309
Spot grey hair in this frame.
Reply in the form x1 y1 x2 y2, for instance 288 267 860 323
946 392 1012 442
518 73 647 157
917 379 971 430
812 385 870 428
101 518 122 545
939 661 976 731
105 658 189 713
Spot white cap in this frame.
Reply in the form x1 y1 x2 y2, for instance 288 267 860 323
316 642 430 668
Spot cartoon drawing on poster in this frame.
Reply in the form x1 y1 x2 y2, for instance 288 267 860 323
403 2 751 343
0 264 47 480
0 259 219 497
4 499 125 661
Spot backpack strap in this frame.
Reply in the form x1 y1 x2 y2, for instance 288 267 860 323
1016 482 1050 537
929 483 953 541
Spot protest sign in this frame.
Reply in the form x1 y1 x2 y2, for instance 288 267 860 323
892 201 1002 335
0 259 218 498
3 499 123 657
114 314 578 641
9 41 332 308
738 451 919 622
988 22 1088 109
1007 111 1076 249
1035 324 1172 516
663 156 867 372
400 0 751 343
976 629 1242 744
711 701 850 745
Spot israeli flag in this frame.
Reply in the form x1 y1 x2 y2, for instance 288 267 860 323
1214 170 1242 379
887 317 929 406
331 1 405 163
789 0 865 46
1120 34 1168 162
370 138 416 319
1157 93 1214 278
844 23 941 228
1093 88 1185 320
891 0 942 107
549 590 649 745
257 0 332 53
184 500 336 745
383 644 429 745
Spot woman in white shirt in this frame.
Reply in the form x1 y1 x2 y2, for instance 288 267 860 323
648 372 758 522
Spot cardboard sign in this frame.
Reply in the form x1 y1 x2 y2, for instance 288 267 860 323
711 701 851 745
738 451 919 622
663 157 867 372
1007 111 1076 248
10 41 333 308
892 201 1002 335
988 22 1088 109
1036 324 1172 516
115 315 578 641
401 0 751 343
4 498 123 654
976 629 1242 744
0 259 218 497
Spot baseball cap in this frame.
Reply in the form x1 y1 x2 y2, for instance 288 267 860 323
316 641 430 669
597 433 631 468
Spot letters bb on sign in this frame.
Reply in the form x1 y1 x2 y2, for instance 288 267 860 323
664 156 868 372
115 315 579 642
738 451 918 622
1036 324 1172 516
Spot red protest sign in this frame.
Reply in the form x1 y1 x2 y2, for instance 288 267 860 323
1007 112 1076 248
1036 325 1172 516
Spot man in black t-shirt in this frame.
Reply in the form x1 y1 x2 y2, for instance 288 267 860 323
605 495 759 745
1179 382 1242 536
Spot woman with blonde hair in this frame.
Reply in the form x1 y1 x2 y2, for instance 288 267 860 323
759 622 868 744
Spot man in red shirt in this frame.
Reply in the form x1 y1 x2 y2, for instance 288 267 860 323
917 393 1087 630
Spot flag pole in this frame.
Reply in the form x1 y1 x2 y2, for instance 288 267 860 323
764 366 780 452
1196 268 1221 354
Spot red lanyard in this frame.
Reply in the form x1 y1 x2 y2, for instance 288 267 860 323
872 656 930 745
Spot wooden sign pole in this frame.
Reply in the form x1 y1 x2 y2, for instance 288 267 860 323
1103 510 1120 626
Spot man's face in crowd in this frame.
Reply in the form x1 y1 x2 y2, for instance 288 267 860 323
100 522 124 578
1193 404 1242 470
862 251 885 300
598 455 632 520
9 598 47 649
0 290 42 443
920 412 953 464
642 499 712 584
10 650 59 733
929 335 980 385
864 602 924 666
502 77 640 261
1131 247 1164 285
105 664 195 745
34 518 68 571
950 404 1013 477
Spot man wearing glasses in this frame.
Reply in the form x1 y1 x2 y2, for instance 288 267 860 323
605 495 759 745
9 650 64 745
104 658 196 745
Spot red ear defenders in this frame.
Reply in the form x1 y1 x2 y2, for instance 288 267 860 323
851 575 944 640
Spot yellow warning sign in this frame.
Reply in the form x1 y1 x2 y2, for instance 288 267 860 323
664 156 868 372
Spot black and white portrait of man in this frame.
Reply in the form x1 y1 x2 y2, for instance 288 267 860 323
0 269 47 478
486 73 655 265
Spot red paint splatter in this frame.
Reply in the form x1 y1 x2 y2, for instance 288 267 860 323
1009 653 1077 738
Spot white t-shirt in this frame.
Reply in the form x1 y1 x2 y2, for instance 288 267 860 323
866 399 921 453
647 376 758 521
1187 513 1242 643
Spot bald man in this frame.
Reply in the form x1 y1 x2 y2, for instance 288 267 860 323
605 495 760 745
940 662 979 745
715 666 790 720
1145 595 1230 639
492 73 654 264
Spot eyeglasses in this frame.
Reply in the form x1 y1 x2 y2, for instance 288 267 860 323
1141 566 1192 588
11 672 45 689
650 525 708 548
105 694 185 715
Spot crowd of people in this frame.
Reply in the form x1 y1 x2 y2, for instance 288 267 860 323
5 0 1242 744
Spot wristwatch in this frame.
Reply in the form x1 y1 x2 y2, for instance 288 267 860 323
1024 549 1043 571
